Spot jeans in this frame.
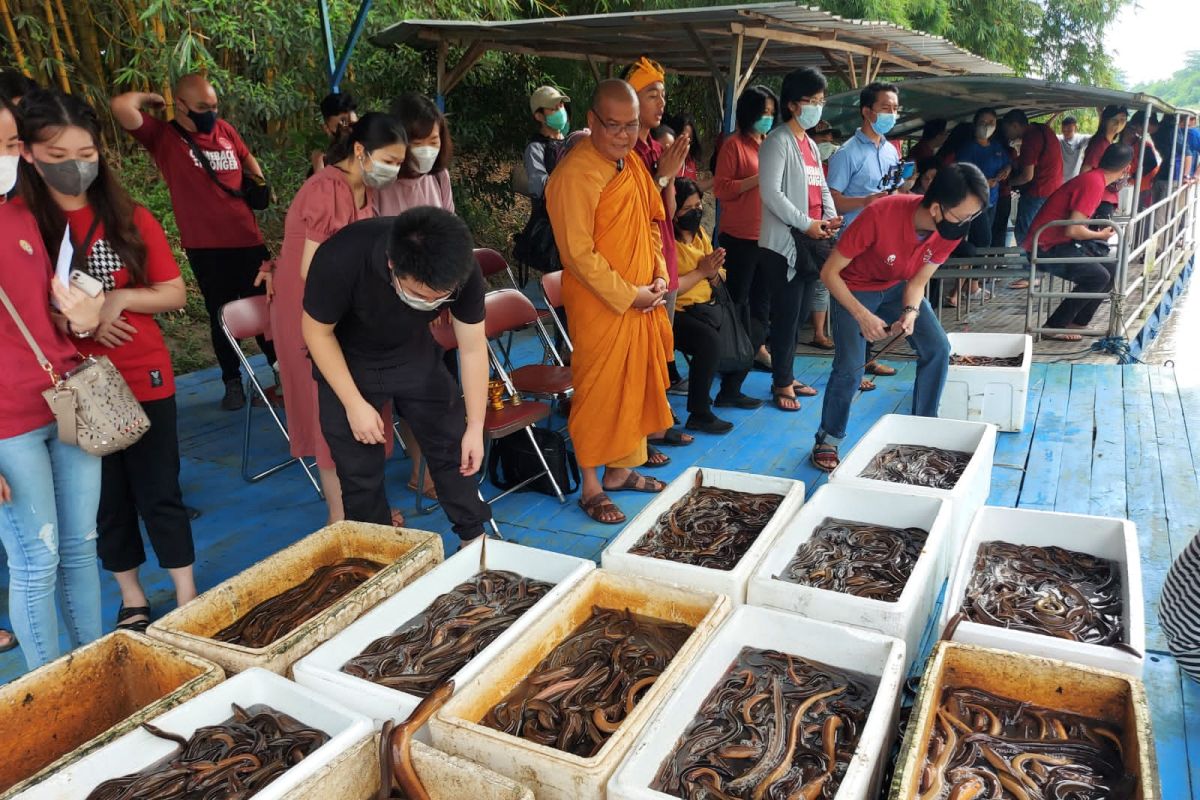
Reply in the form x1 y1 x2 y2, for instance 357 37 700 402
1014 194 1048 249
0 423 102 670
817 284 949 443
1037 243 1116 328
186 245 277 383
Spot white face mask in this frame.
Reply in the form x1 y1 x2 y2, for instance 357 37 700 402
360 152 401 188
975 123 996 140
817 141 837 161
409 145 440 175
0 155 18 195
393 277 455 311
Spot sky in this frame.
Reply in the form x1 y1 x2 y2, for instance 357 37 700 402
1108 0 1200 87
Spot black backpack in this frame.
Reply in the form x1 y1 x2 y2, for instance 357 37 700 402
488 427 580 497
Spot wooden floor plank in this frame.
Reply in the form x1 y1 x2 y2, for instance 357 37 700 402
1144 653 1194 799
1054 364 1098 514
1017 363 1072 510
1147 367 1200 561
987 362 1049 507
1090 366 1127 518
1183 667 1200 800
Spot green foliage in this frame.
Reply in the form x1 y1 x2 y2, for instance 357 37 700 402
1134 51 1200 110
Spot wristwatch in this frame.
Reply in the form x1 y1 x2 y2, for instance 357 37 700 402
902 305 920 317
656 175 670 189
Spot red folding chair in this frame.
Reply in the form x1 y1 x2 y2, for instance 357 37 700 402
483 289 572 422
474 248 555 367
539 270 573 359
415 310 566 514
219 297 322 497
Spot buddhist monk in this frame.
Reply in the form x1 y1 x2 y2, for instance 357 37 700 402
546 80 675 524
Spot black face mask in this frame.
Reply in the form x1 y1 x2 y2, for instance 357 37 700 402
187 108 218 135
935 207 972 240
676 208 703 233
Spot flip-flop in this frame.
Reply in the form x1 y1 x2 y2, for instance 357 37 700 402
648 427 693 447
859 379 877 392
1045 333 1082 342
772 391 801 412
792 381 818 397
604 471 666 494
0 629 17 654
579 492 625 524
644 445 670 468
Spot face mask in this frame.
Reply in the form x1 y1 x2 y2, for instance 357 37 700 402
0 155 18 195
817 141 836 161
1106 177 1129 193
393 276 454 311
36 158 99 196
872 112 897 136
360 152 401 188
976 124 996 140
186 108 218 135
544 108 569 134
409 145 440 175
797 103 823 130
676 208 702 233
753 116 773 135
934 206 973 240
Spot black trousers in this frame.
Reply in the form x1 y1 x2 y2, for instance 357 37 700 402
719 233 769 351
674 309 748 416
991 194 1012 248
1039 243 1116 329
97 396 195 572
186 245 277 383
317 360 492 540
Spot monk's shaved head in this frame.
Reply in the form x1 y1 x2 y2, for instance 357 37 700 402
588 80 640 163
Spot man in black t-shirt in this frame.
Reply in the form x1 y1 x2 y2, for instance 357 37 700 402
302 208 492 541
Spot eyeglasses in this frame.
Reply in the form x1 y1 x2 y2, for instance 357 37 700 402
943 207 983 225
591 114 641 137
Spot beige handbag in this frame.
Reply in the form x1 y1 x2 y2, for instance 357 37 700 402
0 284 150 456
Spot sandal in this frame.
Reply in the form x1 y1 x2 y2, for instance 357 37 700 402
116 605 151 633
865 361 896 377
579 492 625 525
1045 332 1082 342
793 381 818 397
811 443 840 473
859 379 877 392
0 629 17 654
648 427 693 447
406 480 438 501
644 445 671 468
390 508 407 527
772 389 801 412
806 339 835 351
604 471 667 494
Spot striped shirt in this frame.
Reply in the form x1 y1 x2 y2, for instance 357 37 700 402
1161 531 1200 682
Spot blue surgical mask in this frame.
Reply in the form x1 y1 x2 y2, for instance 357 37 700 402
872 112 897 136
753 115 773 135
797 103 823 131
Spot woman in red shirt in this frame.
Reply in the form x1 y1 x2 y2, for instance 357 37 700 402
20 89 194 633
272 113 408 524
1080 105 1128 218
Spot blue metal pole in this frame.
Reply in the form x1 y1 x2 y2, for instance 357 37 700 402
330 0 375 94
435 94 446 112
317 0 338 89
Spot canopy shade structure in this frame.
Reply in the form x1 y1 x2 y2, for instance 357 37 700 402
818 76 1192 140
370 3 1009 108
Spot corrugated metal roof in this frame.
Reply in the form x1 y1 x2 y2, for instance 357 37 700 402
819 76 1189 140
370 3 1010 82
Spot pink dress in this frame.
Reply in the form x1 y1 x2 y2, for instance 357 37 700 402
270 166 379 468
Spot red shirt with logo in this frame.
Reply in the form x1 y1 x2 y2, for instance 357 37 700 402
67 204 180 402
835 194 958 292
1018 122 1065 198
795 132 825 220
130 111 263 250
0 199 81 438
1023 169 1107 252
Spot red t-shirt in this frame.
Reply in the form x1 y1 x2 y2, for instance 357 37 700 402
1081 136 1119 203
1017 122 1064 198
633 136 679 289
1023 169 1107 252
835 194 959 292
0 199 81 438
129 112 263 250
796 133 825 220
67 205 180 402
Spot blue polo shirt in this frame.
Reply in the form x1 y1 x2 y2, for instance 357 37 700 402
827 128 900 229
956 139 1011 207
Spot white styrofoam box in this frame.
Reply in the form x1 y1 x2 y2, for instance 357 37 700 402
829 414 997 568
293 539 594 738
601 467 805 604
608 606 906 800
939 332 1033 432
941 506 1145 677
746 484 951 667
20 668 372 800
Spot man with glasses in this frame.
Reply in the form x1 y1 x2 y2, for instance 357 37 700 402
809 163 989 473
545 79 675 525
301 207 493 544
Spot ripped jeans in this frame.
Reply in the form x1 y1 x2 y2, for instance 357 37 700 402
0 423 102 670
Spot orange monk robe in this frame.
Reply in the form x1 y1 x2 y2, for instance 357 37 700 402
545 137 674 469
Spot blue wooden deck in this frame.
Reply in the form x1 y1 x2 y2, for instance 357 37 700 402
1 345 1197 797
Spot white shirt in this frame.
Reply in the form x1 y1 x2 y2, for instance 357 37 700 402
1059 133 1091 180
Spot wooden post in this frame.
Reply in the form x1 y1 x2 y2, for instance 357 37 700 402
435 39 448 110
737 38 768 96
443 41 488 94
586 55 603 84
725 28 743 132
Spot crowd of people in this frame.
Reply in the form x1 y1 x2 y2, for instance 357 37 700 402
1 61 1199 682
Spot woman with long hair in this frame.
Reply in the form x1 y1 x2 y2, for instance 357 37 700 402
0 89 105 670
19 88 193 634
272 112 408 524
1080 105 1128 219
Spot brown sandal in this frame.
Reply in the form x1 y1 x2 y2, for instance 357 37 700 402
865 361 896 377
811 443 840 472
579 492 625 524
604 471 666 494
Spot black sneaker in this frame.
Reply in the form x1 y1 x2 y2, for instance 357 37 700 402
220 378 246 411
685 412 734 434
714 393 765 410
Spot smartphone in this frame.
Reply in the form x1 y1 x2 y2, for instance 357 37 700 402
69 270 104 298
901 161 916 180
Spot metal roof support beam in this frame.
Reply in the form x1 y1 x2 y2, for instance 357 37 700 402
724 28 744 132
319 0 375 94
443 40 488 94
684 23 727 113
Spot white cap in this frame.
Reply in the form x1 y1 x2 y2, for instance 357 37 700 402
530 85 570 115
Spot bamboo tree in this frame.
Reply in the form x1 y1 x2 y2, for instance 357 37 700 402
0 0 30 76
41 0 71 92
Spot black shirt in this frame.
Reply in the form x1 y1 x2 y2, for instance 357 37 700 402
303 217 486 370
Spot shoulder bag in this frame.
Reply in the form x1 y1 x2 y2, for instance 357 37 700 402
0 285 150 456
684 281 754 374
171 121 271 211
487 426 580 497
786 133 830 280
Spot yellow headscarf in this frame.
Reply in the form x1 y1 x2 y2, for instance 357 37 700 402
626 56 666 93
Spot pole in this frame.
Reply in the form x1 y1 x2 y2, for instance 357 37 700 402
331 0 374 94
318 0 338 88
